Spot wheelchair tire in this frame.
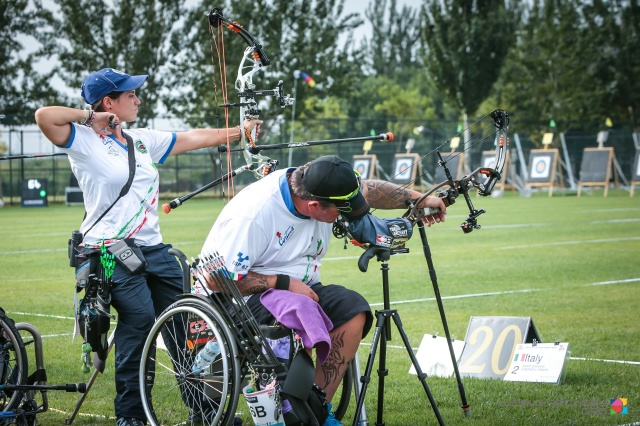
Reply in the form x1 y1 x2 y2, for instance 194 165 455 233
140 298 241 426
333 360 353 421
0 309 28 412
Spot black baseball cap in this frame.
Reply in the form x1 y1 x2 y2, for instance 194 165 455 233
302 155 370 220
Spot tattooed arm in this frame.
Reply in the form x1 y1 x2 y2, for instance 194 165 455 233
206 271 319 301
235 271 272 295
361 180 447 224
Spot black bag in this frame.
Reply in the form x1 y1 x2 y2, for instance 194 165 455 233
282 351 329 426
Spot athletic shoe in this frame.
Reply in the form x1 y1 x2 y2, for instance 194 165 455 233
116 418 146 426
323 403 342 426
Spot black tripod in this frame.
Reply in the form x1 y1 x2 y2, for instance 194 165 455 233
352 245 445 426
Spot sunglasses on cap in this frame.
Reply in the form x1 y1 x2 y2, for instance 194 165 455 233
310 170 362 202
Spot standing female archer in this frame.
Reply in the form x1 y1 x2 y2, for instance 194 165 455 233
35 67 260 426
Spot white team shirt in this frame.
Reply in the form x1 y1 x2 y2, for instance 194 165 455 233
201 168 331 287
62 124 176 246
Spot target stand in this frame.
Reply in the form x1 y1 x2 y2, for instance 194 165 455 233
526 148 562 196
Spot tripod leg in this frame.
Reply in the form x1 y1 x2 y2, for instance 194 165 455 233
376 315 389 426
391 313 445 426
418 223 471 417
352 312 386 426
65 332 115 425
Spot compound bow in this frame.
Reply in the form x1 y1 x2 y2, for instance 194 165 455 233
404 109 510 233
208 7 294 179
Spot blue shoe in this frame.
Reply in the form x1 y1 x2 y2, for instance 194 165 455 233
323 403 342 426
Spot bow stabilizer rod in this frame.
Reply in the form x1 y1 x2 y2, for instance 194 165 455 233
1 153 68 161
161 165 251 214
218 132 394 154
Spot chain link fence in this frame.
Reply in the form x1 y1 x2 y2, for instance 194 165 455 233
1 118 638 205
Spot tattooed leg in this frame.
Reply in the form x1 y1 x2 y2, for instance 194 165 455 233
316 312 366 402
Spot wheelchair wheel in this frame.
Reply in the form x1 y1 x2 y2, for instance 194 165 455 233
0 311 28 411
140 298 241 426
333 360 353 421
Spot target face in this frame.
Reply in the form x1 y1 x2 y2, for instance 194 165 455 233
530 156 551 179
353 159 371 179
394 159 412 180
483 155 496 169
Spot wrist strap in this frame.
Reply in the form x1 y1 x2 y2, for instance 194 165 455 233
275 274 290 291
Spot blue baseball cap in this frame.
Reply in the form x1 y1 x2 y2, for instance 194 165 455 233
81 68 148 105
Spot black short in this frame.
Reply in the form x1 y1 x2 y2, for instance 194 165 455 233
247 283 373 338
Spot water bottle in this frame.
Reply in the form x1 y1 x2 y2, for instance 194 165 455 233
192 340 221 374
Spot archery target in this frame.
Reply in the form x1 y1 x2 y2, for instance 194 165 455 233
353 158 371 179
530 155 551 179
394 159 413 181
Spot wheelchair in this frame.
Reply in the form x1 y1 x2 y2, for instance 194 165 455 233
1 307 85 426
138 248 359 426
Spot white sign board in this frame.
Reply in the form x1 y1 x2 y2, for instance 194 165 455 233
503 342 570 384
409 335 465 378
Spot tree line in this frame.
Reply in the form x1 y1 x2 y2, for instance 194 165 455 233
2 0 639 144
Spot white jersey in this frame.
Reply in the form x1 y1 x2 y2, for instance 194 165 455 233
201 168 331 286
62 124 176 246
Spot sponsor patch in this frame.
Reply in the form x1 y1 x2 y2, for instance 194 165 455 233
135 140 148 153
375 235 393 248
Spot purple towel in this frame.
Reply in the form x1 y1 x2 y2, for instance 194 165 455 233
260 289 334 364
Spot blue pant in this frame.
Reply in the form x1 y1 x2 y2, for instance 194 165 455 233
109 243 184 420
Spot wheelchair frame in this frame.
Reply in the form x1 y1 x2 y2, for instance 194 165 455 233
137 248 362 426
0 309 86 426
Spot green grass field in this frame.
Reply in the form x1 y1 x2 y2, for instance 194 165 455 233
1 189 639 425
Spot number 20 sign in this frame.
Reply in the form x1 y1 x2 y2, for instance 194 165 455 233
457 316 541 379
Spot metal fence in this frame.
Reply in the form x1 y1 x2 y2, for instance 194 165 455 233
1 119 638 206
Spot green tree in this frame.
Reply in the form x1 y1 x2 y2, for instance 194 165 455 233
502 0 606 135
364 0 423 79
421 0 522 162
581 0 640 129
0 0 61 125
48 0 186 125
334 0 462 160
